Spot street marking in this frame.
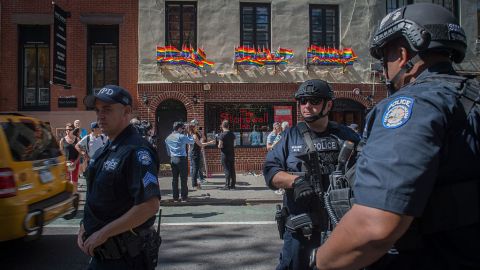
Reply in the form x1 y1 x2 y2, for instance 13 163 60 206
46 221 276 228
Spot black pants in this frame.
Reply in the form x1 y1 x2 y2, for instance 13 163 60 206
221 154 236 188
170 156 188 200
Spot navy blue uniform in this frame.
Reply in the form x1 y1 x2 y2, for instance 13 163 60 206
84 125 161 269
264 122 359 270
354 63 480 269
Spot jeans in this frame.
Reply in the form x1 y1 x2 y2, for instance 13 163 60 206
170 156 188 200
190 156 205 181
190 156 201 188
87 254 146 270
221 154 236 188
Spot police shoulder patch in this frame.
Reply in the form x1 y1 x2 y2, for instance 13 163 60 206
382 96 414 129
142 171 158 187
382 96 414 128
136 150 152 166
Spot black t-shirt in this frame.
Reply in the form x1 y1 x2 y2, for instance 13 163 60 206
219 130 235 156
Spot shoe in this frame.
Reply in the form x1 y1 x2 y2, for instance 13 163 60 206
181 198 188 202
172 198 180 202
230 186 236 190
220 186 229 190
192 186 197 191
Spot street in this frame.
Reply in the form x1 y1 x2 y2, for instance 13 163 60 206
0 204 283 270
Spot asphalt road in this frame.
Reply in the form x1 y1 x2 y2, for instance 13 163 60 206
0 204 283 270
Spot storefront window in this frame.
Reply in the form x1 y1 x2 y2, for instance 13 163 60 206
205 103 295 147
87 25 119 96
19 25 50 110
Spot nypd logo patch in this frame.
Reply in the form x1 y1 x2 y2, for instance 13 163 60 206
137 150 152 166
382 96 414 129
143 171 158 187
103 158 119 171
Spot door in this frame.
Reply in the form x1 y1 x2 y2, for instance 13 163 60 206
156 99 187 164
329 98 366 128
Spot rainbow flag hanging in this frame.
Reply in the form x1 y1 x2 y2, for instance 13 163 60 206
234 46 294 66
157 45 215 69
307 46 358 66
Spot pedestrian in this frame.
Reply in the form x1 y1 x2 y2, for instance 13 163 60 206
315 3 480 270
165 121 194 202
78 85 161 270
59 122 81 187
74 119 88 139
218 120 236 190
75 122 108 171
189 120 215 190
249 124 262 146
266 122 281 151
281 121 289 132
263 79 360 270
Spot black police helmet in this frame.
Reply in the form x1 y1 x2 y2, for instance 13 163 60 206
294 79 334 100
370 3 467 63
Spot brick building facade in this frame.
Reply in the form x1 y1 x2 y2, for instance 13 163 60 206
0 0 138 134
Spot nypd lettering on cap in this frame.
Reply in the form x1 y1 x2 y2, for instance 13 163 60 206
137 150 152 166
382 96 414 129
99 87 114 96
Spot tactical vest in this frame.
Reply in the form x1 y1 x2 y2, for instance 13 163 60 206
327 74 480 241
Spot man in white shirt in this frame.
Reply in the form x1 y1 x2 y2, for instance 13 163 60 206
76 122 108 163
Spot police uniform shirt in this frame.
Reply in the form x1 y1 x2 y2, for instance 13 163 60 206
264 122 360 214
84 125 161 235
353 63 480 266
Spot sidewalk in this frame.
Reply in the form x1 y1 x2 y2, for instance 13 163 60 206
77 173 283 207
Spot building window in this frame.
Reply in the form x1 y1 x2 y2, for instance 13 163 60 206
432 0 459 17
18 25 50 111
240 3 271 49
310 5 339 48
386 0 413 13
87 25 119 96
166 1 197 50
205 103 295 147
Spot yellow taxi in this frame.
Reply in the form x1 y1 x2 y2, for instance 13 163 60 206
0 113 79 241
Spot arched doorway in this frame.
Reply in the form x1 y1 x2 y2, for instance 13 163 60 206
156 99 187 164
330 98 366 128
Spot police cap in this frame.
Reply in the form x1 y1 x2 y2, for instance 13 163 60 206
370 3 467 63
294 79 334 100
84 85 133 108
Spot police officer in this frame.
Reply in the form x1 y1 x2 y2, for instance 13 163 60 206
78 85 161 269
264 79 359 270
315 3 480 270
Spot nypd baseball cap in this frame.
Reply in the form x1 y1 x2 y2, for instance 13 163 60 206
83 85 133 108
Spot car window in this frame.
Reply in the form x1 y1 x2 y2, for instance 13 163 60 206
1 120 62 161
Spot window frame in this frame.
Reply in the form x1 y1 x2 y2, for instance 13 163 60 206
309 4 340 48
87 25 119 97
431 0 459 18
386 0 413 13
240 2 271 49
165 1 198 50
18 25 51 111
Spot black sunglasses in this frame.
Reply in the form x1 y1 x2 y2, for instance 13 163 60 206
299 98 322 105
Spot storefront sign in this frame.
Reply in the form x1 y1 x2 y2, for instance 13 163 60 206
53 4 68 85
220 109 269 130
58 96 77 108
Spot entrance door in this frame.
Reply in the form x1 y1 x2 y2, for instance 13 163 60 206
329 99 366 128
156 99 187 164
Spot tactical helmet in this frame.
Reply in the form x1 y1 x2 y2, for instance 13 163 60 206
370 3 467 63
294 79 334 100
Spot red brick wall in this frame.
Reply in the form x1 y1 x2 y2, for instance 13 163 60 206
138 82 386 173
0 0 138 111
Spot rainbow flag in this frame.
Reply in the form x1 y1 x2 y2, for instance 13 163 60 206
157 45 215 69
234 46 294 66
307 46 358 66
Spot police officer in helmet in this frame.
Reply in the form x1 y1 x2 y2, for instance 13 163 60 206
315 3 480 270
264 79 359 270
78 85 161 269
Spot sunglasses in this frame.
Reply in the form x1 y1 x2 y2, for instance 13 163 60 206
299 98 322 105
